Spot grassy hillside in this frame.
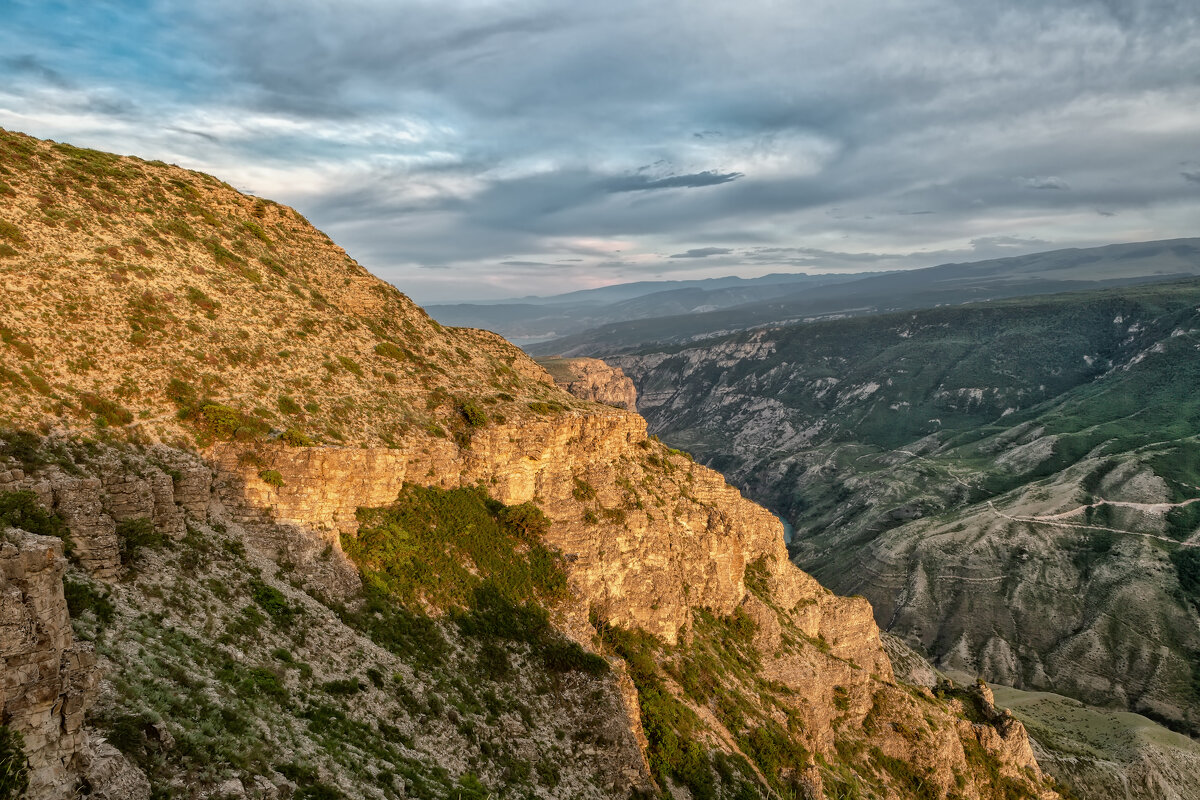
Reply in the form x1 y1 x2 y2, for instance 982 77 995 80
987 682 1200 800
0 128 573 450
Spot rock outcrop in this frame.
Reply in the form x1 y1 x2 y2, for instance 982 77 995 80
0 448 213 580
535 358 638 410
0 528 98 798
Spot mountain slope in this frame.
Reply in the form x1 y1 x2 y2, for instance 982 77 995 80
0 128 1060 800
612 281 1200 749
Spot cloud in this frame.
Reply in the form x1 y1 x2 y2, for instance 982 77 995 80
604 171 743 193
1019 176 1071 190
4 54 71 88
2 0 1199 302
669 247 734 259
969 235 1050 249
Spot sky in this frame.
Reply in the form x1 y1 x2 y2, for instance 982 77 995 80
1 1 1199 303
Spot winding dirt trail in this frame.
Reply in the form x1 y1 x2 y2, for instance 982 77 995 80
987 501 1200 547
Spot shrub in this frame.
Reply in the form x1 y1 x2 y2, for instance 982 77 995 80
0 431 44 467
197 404 243 438
457 399 488 428
241 220 271 243
0 329 34 360
374 342 412 362
258 469 285 488
116 518 165 565
249 579 295 627
245 666 289 702
527 401 565 415
277 395 302 414
336 355 363 377
181 403 269 443
0 491 72 552
496 502 550 542
185 285 219 312
0 219 25 246
64 579 115 623
321 679 364 696
280 427 315 446
80 393 133 427
166 378 197 407
0 725 29 800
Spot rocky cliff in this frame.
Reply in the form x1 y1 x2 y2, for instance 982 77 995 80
535 358 638 411
0 128 1060 800
1 527 97 797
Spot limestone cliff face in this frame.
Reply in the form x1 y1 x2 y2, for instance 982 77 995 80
535 357 638 411
1 529 97 798
211 408 796 645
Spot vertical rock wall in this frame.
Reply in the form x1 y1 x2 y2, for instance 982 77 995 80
0 529 98 798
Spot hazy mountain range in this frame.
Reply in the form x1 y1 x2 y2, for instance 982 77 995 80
518 238 1200 356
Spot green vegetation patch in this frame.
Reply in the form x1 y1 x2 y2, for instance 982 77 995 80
1171 548 1200 611
0 490 72 552
178 402 270 445
527 400 566 415
116 517 166 565
336 355 363 377
80 393 134 427
0 725 29 800
374 342 415 362
456 398 488 428
597 622 720 800
258 469 285 488
345 484 604 676
347 484 565 610
0 219 25 247
64 578 116 624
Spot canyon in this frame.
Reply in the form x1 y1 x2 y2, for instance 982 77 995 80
0 127 1061 799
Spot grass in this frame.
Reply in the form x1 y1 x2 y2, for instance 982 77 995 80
596 621 720 800
346 484 566 610
343 484 606 677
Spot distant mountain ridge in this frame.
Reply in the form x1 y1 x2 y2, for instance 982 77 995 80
426 272 869 341
528 238 1200 356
